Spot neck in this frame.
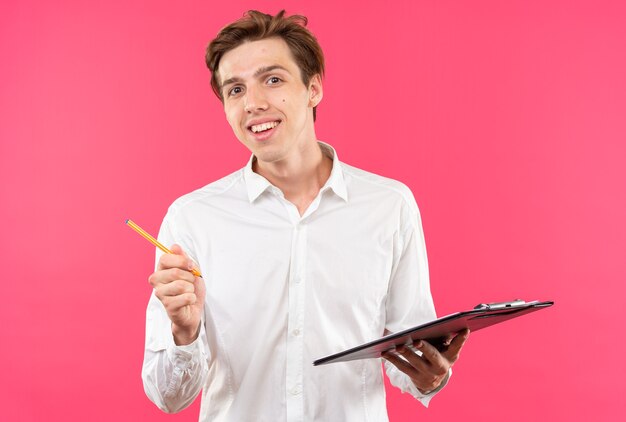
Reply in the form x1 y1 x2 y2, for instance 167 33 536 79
254 141 333 215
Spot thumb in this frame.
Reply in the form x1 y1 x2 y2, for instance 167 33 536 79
169 244 199 274
170 243 192 267
169 243 187 257
194 270 207 302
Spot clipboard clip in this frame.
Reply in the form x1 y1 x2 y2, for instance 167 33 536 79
474 299 531 310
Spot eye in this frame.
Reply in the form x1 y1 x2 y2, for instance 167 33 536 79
227 86 243 97
267 76 282 85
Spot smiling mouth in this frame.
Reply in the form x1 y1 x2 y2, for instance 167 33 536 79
249 120 280 133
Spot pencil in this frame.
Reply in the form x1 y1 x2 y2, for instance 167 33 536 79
125 219 203 278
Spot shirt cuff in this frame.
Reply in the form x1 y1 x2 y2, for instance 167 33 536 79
386 361 452 408
410 368 452 407
163 331 207 397
166 335 199 362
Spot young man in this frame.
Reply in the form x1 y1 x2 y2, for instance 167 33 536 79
142 10 468 421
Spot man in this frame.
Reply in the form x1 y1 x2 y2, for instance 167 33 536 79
142 10 468 421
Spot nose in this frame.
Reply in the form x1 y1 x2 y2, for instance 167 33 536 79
244 86 268 113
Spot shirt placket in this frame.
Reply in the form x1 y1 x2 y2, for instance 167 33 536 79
286 219 307 421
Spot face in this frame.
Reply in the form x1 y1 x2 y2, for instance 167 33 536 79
218 37 323 164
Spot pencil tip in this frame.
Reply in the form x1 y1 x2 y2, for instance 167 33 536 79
125 219 129 224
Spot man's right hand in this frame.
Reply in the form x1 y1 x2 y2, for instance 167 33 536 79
148 244 206 345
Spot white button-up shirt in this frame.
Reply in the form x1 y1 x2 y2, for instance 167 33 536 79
142 143 446 421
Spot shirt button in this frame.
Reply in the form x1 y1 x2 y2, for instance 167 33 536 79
292 328 301 336
290 386 301 395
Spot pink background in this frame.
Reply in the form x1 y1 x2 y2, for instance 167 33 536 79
2 0 625 420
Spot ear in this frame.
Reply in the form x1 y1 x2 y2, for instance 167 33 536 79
308 74 323 107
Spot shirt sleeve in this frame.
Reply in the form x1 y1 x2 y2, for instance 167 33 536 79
383 191 450 407
141 213 211 413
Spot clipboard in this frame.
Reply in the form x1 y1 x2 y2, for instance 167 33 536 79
313 299 554 366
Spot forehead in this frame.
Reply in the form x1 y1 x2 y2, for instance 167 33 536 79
218 37 300 82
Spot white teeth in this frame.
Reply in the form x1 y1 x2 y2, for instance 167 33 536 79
251 121 279 133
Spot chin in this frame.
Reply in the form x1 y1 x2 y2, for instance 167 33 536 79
254 151 283 164
242 139 277 159
255 144 290 163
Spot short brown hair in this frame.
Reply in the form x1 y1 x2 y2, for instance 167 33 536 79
205 10 325 119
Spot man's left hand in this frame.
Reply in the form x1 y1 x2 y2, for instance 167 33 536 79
382 329 470 394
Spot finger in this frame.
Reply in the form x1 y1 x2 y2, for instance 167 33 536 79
442 329 470 364
149 267 196 288
440 334 454 348
155 279 195 299
384 349 442 393
395 343 430 373
382 351 420 379
414 341 448 374
160 293 198 315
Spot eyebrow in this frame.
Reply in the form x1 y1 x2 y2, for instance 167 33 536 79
220 65 289 92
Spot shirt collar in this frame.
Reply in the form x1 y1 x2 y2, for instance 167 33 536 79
319 142 349 202
243 156 273 202
243 141 348 203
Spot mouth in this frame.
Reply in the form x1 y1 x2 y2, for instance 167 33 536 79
248 120 281 134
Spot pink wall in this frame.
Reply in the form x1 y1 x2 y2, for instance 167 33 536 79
1 0 625 420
